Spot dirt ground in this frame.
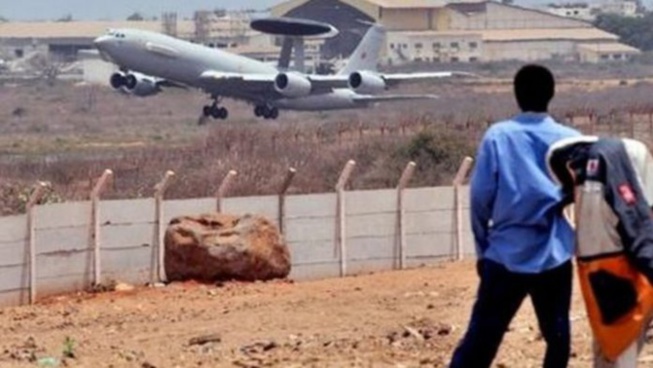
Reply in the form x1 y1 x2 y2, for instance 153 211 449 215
1 260 650 368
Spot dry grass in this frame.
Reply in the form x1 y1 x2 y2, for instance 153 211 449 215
2 75 653 215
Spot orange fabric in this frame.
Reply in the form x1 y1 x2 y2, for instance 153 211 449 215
577 254 653 361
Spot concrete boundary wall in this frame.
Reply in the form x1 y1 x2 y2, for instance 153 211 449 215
0 185 472 308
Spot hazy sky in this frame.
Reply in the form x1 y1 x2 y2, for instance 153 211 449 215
0 0 285 21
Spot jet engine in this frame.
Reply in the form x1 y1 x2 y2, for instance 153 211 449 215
274 72 312 98
109 72 161 97
348 71 386 94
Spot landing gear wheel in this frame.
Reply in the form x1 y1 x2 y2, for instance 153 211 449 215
254 105 264 117
210 105 221 119
202 105 212 118
269 107 279 120
218 107 228 120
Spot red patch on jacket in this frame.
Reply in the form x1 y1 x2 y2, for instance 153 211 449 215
619 184 636 205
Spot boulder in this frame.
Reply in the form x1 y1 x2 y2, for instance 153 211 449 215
164 213 291 282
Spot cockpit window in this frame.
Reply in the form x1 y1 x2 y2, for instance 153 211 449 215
106 30 126 38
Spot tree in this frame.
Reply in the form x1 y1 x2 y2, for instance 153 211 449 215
593 13 653 51
56 14 73 22
126 12 144 21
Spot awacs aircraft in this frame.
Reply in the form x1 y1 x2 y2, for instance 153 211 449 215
94 22 465 120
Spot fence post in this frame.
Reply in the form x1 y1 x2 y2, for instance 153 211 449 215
630 113 636 139
396 162 416 270
335 160 356 277
216 170 237 213
90 169 113 286
26 181 49 305
278 168 296 235
453 157 474 261
154 170 175 284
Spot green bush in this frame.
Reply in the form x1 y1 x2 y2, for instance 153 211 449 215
393 130 476 186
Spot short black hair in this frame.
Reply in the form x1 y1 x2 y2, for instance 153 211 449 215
513 64 555 113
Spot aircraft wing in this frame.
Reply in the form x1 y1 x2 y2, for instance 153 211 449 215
290 71 475 91
156 79 188 89
198 71 277 98
199 71 275 85
304 74 349 91
198 71 349 94
352 94 439 104
381 71 477 87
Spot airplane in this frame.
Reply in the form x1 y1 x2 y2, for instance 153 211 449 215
93 23 467 121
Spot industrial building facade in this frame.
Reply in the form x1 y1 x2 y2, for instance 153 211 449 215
271 0 640 64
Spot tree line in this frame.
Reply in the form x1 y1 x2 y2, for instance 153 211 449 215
593 12 653 51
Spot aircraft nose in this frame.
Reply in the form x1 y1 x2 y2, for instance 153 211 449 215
93 35 113 49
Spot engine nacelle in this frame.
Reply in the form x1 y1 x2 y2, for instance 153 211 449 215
348 71 386 94
109 72 160 97
130 77 160 97
274 72 312 98
110 72 127 90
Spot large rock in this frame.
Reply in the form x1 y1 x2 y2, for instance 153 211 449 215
164 213 291 282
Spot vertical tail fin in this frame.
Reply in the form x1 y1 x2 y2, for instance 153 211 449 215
338 24 386 75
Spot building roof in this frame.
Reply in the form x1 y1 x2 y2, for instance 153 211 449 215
578 42 640 54
360 0 447 8
271 0 486 16
480 28 618 41
0 20 197 39
395 27 619 42
0 19 264 40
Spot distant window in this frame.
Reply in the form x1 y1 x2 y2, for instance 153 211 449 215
450 42 459 48
14 49 24 58
415 43 423 49
469 42 478 48
433 42 441 48
402 44 408 49
469 56 478 62
613 53 623 60
414 57 423 62
451 56 459 62
433 57 441 63
390 43 395 49
600 54 610 60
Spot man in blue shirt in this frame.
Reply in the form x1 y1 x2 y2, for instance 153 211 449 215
449 64 581 368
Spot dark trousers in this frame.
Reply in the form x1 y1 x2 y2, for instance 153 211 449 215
449 259 573 368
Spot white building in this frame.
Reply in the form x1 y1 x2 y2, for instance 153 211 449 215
599 0 639 17
545 3 595 21
273 0 639 64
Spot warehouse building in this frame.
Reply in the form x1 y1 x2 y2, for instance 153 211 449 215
271 0 640 64
0 13 280 63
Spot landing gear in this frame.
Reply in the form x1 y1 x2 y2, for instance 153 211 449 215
254 105 279 120
202 97 228 121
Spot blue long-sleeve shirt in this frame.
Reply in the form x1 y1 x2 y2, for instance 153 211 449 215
470 113 581 273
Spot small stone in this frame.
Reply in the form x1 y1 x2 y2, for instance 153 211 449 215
114 283 135 292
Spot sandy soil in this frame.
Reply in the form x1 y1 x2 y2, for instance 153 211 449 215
1 260 650 368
